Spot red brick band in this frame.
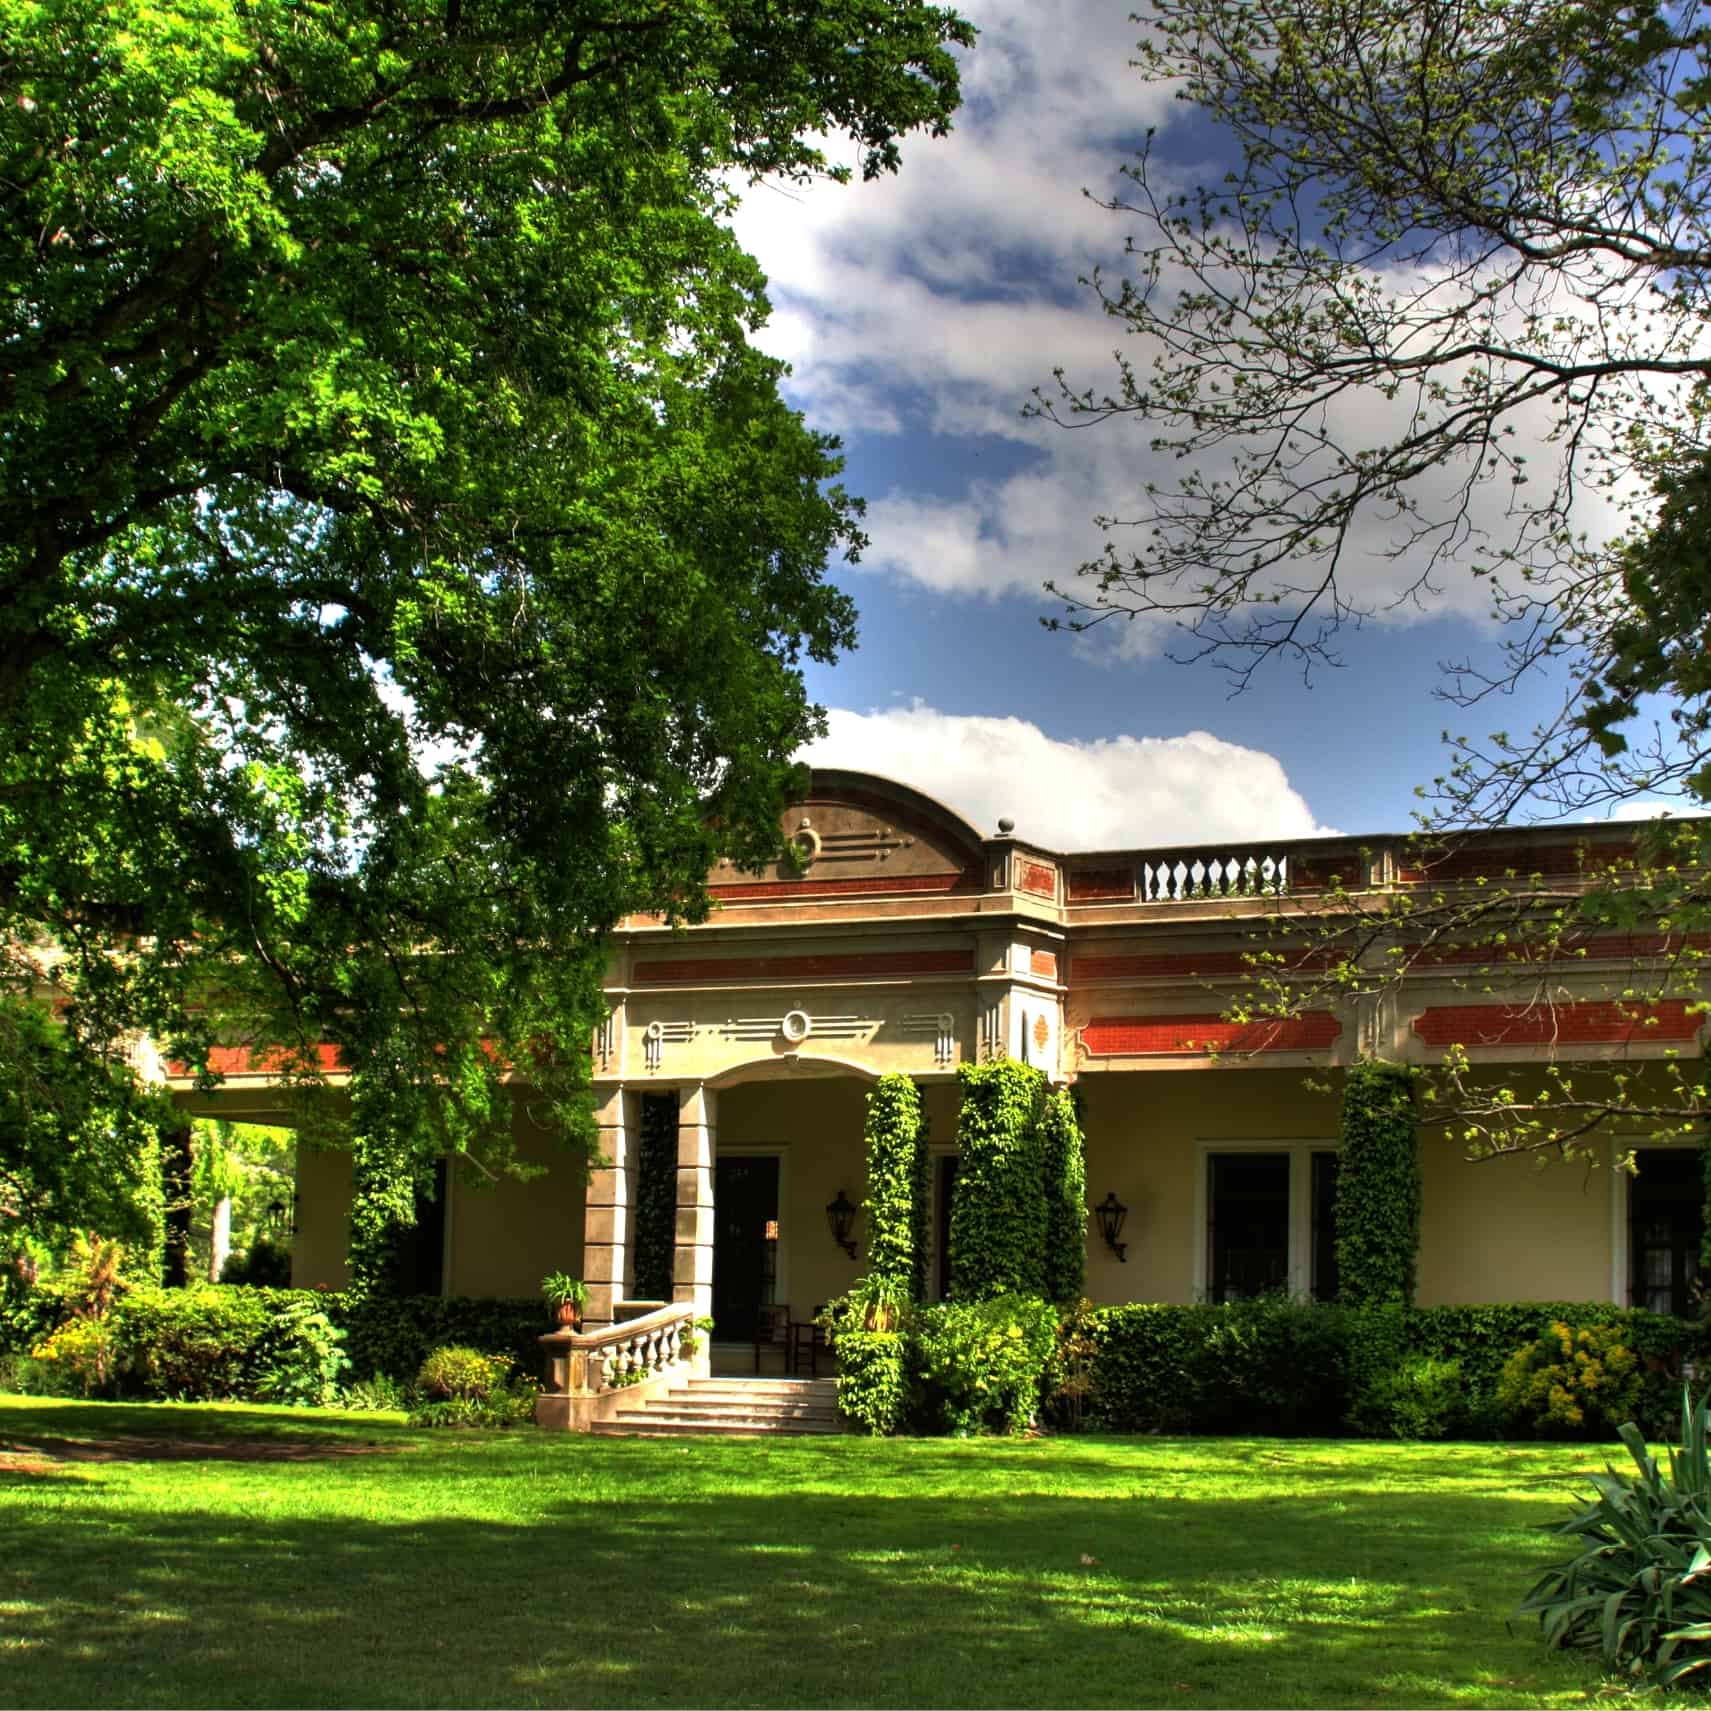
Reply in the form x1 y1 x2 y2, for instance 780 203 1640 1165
1412 1000 1703 1048
634 948 975 985
1081 1011 1342 1056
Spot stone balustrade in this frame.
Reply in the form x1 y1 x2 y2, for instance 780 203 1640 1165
535 1299 700 1431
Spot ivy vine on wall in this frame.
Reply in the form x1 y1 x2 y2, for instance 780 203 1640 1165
948 1060 1048 1301
862 1074 929 1302
632 1092 679 1303
1334 1058 1421 1308
1038 1087 1087 1304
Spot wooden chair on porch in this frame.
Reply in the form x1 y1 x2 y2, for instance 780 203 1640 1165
789 1306 828 1379
752 1303 792 1374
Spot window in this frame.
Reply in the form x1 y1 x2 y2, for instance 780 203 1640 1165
1628 1148 1704 1317
1199 1144 1339 1302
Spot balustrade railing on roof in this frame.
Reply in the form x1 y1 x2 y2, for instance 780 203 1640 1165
1139 847 1291 902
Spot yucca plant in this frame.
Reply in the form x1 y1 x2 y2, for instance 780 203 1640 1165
1520 1387 1711 1687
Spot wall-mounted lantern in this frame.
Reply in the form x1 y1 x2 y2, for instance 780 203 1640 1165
826 1189 859 1260
1094 1191 1129 1263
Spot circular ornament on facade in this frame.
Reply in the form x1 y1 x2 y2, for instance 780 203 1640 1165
780 1009 813 1044
644 1021 664 1042
790 823 822 864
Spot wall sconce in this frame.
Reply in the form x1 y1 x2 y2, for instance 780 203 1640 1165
826 1189 859 1260
1094 1191 1128 1263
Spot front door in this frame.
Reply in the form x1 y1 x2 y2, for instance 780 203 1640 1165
713 1156 779 1341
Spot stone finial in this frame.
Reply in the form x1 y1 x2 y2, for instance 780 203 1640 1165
997 817 1015 834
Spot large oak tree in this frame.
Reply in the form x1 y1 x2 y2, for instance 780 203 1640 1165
0 0 974 1261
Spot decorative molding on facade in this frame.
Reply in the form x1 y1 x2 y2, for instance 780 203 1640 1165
595 1013 617 1072
1016 858 1057 900
900 1011 956 1065
1081 1011 1342 1057
642 1019 695 1072
1066 865 1135 903
715 1011 874 1044
979 998 1003 1061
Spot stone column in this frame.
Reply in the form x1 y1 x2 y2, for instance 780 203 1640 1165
582 1087 633 1331
674 1084 717 1346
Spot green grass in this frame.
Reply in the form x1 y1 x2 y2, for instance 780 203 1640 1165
0 1397 1692 1708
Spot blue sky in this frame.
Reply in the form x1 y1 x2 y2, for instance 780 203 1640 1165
726 0 1654 853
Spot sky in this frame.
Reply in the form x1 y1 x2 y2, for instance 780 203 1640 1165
724 0 1674 855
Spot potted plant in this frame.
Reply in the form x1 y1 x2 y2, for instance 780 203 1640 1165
541 1273 588 1331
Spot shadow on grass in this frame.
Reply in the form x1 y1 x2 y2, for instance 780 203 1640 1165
0 1415 1607 1709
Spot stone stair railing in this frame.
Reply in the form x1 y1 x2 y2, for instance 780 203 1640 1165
535 1299 700 1432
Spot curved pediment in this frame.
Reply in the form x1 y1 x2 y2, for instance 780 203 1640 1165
709 769 984 901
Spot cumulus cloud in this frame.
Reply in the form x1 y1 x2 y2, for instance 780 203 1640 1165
799 702 1337 849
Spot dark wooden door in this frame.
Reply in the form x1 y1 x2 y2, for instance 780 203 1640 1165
713 1156 779 1340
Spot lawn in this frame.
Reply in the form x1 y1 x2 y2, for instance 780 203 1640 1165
0 1397 1690 1709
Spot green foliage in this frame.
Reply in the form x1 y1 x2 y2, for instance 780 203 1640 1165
338 1373 408 1413
410 1346 536 1426
322 1292 544 1384
194 1120 294 1283
539 1273 587 1314
1037 1089 1086 1305
1348 1356 1466 1441
219 1236 292 1288
1498 1321 1646 1440
1335 1060 1421 1308
416 1345 508 1403
862 1074 928 1302
1089 1299 1354 1436
948 1062 1048 1301
911 1293 1059 1435
252 1298 350 1407
111 1285 273 1401
0 0 973 1255
0 1000 168 1254
833 1330 909 1436
631 1093 680 1304
28 1317 120 1398
1521 1390 1711 1687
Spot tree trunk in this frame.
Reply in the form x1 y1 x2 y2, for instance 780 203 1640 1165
208 1195 231 1283
161 1122 194 1288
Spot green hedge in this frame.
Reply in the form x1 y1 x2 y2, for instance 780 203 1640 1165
1088 1299 1711 1439
7 1282 548 1398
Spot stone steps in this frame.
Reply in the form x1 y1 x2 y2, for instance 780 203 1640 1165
590 1376 844 1438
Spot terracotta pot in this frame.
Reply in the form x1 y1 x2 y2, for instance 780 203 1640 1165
555 1302 581 1330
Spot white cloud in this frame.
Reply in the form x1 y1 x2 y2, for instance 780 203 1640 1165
727 0 1675 638
799 701 1337 849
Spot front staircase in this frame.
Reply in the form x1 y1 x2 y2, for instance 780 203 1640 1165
588 1375 843 1437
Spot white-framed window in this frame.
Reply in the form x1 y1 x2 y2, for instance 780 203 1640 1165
1192 1140 1340 1303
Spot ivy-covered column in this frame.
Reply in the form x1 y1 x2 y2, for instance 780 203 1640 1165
863 1074 929 1302
949 1060 1048 1300
1334 1058 1421 1306
582 1088 633 1332
674 1084 717 1356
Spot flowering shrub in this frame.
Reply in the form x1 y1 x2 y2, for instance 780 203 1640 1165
1497 1321 1643 1438
409 1345 536 1426
30 1317 119 1397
